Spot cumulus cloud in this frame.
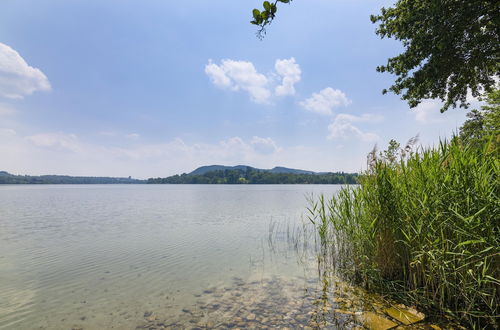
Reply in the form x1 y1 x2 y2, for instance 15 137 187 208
0 43 51 99
328 113 381 142
4 132 286 177
205 59 271 103
0 130 366 177
204 61 231 88
205 57 303 103
300 87 351 115
250 136 281 154
413 99 445 124
413 93 483 124
335 113 383 123
274 57 301 96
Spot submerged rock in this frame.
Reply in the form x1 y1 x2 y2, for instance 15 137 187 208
355 312 398 330
133 276 455 330
384 306 425 325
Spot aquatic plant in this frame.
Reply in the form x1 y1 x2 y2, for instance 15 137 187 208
308 137 499 328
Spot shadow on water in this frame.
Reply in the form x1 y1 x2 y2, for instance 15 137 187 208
135 219 454 330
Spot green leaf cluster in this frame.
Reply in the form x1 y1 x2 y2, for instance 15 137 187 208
250 0 291 37
459 89 500 152
371 0 500 112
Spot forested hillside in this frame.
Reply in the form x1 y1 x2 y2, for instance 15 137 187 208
148 168 358 184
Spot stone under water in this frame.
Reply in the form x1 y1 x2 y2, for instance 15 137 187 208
384 306 425 325
355 311 398 330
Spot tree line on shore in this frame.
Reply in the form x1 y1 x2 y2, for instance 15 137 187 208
0 171 144 184
0 169 359 185
147 168 358 184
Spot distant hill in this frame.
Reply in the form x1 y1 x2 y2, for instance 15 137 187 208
0 171 145 184
190 165 254 175
190 165 316 176
149 166 358 184
267 166 315 175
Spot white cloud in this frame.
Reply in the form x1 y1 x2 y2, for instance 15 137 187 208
1 130 366 177
205 59 271 103
126 133 140 140
3 132 287 177
335 113 383 123
204 61 231 88
0 43 51 99
250 136 281 154
26 132 81 153
300 87 351 115
413 99 445 124
413 93 483 124
328 113 381 142
274 57 301 96
205 57 303 103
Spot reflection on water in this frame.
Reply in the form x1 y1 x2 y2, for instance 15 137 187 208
0 185 442 329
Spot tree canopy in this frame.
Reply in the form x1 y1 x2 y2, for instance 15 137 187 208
459 88 500 150
251 0 500 112
148 168 358 184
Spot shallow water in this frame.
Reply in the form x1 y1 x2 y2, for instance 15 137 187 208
0 184 348 329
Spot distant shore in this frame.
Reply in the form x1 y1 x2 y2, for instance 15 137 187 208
1 169 359 185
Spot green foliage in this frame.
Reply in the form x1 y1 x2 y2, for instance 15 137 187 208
459 89 500 151
371 0 499 112
382 139 400 165
147 168 358 184
251 0 291 38
460 109 486 148
308 139 499 327
0 171 144 184
250 1 499 112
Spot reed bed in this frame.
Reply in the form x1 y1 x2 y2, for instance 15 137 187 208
307 138 499 328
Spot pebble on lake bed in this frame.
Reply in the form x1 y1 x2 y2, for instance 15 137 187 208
135 276 457 330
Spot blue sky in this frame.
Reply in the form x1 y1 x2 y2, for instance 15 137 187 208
0 0 473 178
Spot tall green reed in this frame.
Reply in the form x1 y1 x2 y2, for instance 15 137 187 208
309 138 499 328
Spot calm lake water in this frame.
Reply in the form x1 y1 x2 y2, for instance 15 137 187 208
0 184 347 329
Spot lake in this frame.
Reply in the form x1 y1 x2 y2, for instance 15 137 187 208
0 184 347 329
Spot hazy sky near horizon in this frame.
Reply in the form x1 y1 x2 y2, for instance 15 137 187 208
0 0 473 178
